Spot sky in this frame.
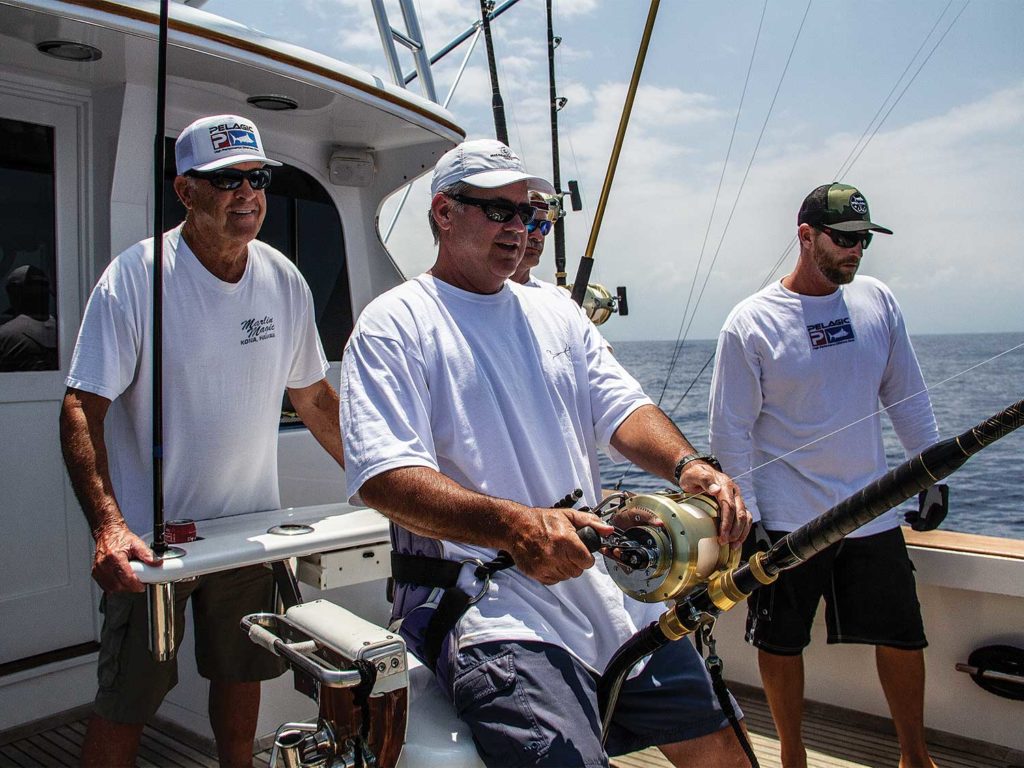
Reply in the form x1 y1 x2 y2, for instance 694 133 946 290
200 0 1024 343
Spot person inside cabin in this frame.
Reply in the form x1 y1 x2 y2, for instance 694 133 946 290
341 138 754 767
0 264 58 371
59 113 344 768
708 182 940 768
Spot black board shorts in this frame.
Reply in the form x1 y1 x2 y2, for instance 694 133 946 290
743 526 927 656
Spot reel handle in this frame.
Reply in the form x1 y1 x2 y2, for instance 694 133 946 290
577 526 603 553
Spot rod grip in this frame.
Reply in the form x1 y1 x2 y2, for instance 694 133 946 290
577 526 602 553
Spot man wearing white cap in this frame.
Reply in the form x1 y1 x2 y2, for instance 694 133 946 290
61 115 344 767
342 139 753 766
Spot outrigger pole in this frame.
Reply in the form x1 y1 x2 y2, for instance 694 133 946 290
597 397 1024 737
151 0 170 556
570 0 660 306
545 0 568 287
479 0 509 145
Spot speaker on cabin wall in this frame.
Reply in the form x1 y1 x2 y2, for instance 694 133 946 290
329 148 375 187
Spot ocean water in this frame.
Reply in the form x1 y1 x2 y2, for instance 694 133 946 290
598 332 1024 540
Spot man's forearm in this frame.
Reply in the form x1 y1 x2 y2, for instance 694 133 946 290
290 379 345 468
59 390 125 534
609 404 695 482
359 466 606 584
360 466 527 550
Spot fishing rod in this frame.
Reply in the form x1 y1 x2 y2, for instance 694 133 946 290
479 0 509 145
151 0 170 557
596 397 1024 739
545 0 568 287
570 0 660 306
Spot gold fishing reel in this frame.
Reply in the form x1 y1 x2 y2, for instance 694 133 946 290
600 491 739 602
559 283 627 326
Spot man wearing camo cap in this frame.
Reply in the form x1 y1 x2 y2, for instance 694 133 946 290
709 183 939 768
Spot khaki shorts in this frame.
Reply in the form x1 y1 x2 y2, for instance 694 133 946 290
94 565 287 724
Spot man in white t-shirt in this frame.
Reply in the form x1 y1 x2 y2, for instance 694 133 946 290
709 183 938 768
342 139 753 767
60 114 344 768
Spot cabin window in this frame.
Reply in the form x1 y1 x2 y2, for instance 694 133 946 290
0 117 58 372
163 140 352 425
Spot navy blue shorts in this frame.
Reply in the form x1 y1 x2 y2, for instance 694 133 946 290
744 526 927 655
443 639 739 767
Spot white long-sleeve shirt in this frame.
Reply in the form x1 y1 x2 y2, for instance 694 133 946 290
709 276 938 537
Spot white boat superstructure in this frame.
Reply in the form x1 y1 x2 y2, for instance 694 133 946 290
1 1 1022 766
0 0 470 758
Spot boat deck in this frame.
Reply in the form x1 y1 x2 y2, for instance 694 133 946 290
1 684 1014 768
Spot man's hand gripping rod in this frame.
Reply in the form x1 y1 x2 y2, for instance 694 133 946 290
597 397 1024 737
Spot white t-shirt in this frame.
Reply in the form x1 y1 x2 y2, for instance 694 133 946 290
342 275 657 671
708 276 938 537
67 226 329 533
523 275 614 352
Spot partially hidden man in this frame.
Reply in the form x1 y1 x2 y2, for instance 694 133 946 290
342 138 754 767
60 114 344 768
709 183 939 768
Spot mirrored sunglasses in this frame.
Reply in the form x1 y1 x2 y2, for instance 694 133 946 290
526 219 553 235
450 194 537 226
816 225 872 250
186 167 272 191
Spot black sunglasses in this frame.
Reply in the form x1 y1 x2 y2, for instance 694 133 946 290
815 225 872 250
527 219 553 235
186 167 272 191
449 194 537 226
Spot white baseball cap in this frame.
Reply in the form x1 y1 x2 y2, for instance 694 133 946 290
431 139 551 195
174 114 282 175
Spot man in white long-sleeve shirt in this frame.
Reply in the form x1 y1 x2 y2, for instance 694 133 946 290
709 183 938 768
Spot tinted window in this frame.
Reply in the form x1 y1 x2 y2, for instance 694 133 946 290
0 118 58 372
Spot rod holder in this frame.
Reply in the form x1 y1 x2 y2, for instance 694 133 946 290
148 581 176 662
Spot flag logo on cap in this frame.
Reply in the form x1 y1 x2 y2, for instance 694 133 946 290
849 194 868 214
209 122 258 153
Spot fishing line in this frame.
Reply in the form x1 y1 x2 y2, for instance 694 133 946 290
729 341 1024 486
655 0 812 411
839 1 969 178
657 0 969 433
833 0 955 181
654 0 769 409
616 0 812 488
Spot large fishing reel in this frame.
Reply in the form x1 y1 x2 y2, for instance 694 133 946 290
560 282 628 326
596 491 739 602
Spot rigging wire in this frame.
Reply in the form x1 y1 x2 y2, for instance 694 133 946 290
665 0 969 419
615 0 978 488
617 0 812 489
833 0 955 181
667 0 813 373
741 3 962 296
839 1 970 178
653 0 769 409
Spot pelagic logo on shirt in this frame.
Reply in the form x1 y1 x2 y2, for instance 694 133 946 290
807 317 855 349
240 316 275 346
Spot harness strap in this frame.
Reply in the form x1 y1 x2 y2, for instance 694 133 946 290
697 626 760 768
390 550 515 671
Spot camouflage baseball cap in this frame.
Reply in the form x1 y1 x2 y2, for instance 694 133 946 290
798 183 893 234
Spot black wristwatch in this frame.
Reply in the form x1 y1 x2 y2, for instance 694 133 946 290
673 453 722 486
